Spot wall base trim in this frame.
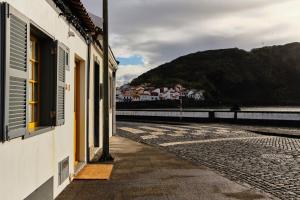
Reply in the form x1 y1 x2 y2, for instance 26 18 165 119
25 177 53 200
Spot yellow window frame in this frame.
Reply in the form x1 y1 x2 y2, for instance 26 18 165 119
29 36 40 130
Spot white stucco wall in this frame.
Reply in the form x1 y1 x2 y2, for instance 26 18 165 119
89 45 103 157
215 112 235 119
0 0 88 199
0 1 118 199
88 44 116 153
0 133 54 200
237 112 300 121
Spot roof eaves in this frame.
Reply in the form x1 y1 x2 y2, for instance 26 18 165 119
52 0 99 40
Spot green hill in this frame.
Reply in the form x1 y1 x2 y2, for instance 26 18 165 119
131 42 300 106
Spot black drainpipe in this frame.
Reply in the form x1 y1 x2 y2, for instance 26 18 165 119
112 71 116 135
86 37 91 163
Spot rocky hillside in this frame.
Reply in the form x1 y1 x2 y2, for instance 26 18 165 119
131 43 300 106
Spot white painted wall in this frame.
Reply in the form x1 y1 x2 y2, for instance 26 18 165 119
89 45 103 158
109 68 114 137
237 112 300 121
0 0 88 199
0 133 54 200
0 1 118 199
89 45 117 154
215 112 235 119
182 112 209 118
116 111 209 118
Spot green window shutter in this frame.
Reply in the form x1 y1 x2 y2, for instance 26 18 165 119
55 43 68 126
0 3 5 141
3 4 29 140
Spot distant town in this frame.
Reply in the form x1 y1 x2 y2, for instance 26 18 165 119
116 84 205 102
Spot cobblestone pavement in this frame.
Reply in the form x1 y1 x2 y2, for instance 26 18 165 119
116 121 300 200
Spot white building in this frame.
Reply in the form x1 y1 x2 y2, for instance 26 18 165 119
140 91 152 101
150 92 160 101
187 90 205 101
0 1 118 199
132 95 140 102
116 88 122 102
123 95 133 102
194 90 205 101
161 87 168 93
187 90 196 98
152 88 161 94
171 92 180 100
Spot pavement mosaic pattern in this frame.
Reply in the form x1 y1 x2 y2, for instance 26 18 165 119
117 122 300 200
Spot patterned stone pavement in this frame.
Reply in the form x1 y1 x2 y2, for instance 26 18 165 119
116 121 300 200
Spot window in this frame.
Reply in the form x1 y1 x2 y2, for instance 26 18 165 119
0 3 68 140
65 51 69 71
29 36 40 130
31 27 67 130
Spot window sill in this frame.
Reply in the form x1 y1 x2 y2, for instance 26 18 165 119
23 126 54 139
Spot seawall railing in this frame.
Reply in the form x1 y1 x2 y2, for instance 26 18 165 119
117 110 300 126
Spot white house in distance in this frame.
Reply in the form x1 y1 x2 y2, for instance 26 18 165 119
187 89 205 101
0 0 118 200
116 84 206 102
140 91 152 101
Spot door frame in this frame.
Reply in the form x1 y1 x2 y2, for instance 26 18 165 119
74 60 80 166
94 61 100 147
74 56 86 167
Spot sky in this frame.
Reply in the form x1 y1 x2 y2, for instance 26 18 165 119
81 0 300 86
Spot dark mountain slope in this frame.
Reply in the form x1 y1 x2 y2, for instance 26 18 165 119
131 43 300 105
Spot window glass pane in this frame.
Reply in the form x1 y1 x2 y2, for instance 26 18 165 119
29 35 41 129
30 40 33 58
34 84 38 101
35 44 39 60
34 62 39 81
33 41 36 60
29 83 32 101
34 104 38 122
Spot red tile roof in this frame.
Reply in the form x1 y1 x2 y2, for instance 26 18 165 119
53 0 102 36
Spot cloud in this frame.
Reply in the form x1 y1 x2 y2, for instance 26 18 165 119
82 0 300 85
116 64 151 86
